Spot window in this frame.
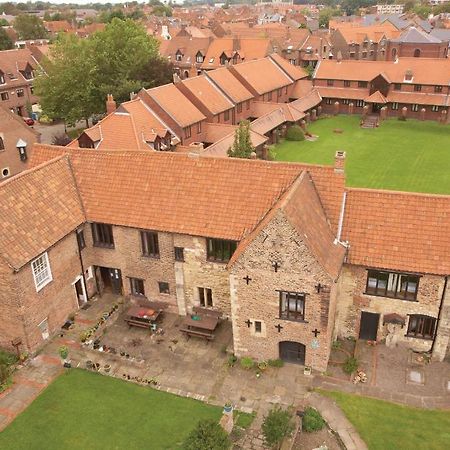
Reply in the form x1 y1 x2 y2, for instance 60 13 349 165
407 315 436 339
434 85 443 93
76 229 86 250
196 52 203 63
358 81 368 88
246 100 250 110
1 167 9 178
32 252 52 292
279 291 305 321
174 246 184 262
141 231 159 258
237 102 242 113
394 83 401 91
1 92 9 101
344 80 351 87
285 86 288 94
91 223 114 248
343 99 350 105
17 145 27 161
411 104 419 112
414 84 422 92
267 91 272 101
198 287 213 307
158 281 169 294
0 72 4 84
277 88 282 97
413 49 421 58
356 100 365 107
30 85 34 95
0 137 4 150
224 109 230 121
23 70 33 80
325 98 332 105
197 122 202 134
16 88 24 97
255 321 262 333
365 270 419 300
432 105 439 112
391 102 399 110
130 278 145 296
206 238 237 262
327 79 334 86
184 126 191 139
176 51 182 62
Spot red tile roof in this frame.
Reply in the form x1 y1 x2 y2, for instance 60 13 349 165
206 67 253 103
269 53 308 81
342 188 450 275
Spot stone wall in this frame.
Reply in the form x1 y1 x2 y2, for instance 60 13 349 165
335 264 446 351
230 210 338 371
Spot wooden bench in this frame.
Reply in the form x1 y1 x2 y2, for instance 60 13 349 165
125 318 151 329
193 307 221 320
180 327 215 341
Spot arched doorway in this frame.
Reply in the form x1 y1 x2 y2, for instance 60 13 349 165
279 341 306 365
413 49 421 57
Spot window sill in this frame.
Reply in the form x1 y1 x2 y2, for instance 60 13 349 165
142 254 160 259
278 317 309 324
405 334 434 341
93 243 115 249
363 292 418 302
206 258 228 264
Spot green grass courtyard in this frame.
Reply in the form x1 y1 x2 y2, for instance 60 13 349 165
0 369 224 450
273 116 450 194
321 390 450 450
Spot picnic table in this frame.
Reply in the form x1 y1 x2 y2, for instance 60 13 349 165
180 312 219 341
124 306 161 329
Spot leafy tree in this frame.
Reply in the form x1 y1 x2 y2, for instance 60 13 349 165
403 0 415 13
182 419 231 450
153 5 173 17
262 406 294 450
413 5 432 19
0 27 13 50
228 120 254 159
319 7 340 28
14 14 48 40
34 19 165 125
0 18 9 26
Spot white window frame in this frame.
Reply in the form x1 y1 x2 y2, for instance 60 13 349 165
32 252 53 292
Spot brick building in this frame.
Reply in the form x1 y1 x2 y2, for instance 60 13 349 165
1 145 449 371
0 106 40 180
0 48 41 116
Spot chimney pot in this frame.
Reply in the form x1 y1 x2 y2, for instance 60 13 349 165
106 94 117 115
334 151 346 173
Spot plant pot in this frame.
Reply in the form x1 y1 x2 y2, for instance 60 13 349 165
304 366 312 376
86 360 93 370
223 404 233 414
63 360 72 368
104 364 111 373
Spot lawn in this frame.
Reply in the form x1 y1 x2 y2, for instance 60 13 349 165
273 116 450 194
0 369 223 450
321 390 450 450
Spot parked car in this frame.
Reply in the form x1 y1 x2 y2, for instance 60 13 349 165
23 117 35 126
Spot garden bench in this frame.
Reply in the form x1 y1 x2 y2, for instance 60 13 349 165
180 327 215 341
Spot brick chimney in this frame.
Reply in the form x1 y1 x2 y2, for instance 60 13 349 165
106 94 116 115
334 151 346 174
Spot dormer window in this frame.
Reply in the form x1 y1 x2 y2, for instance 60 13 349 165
196 52 204 63
220 53 228 66
175 50 183 62
16 139 27 161
22 70 33 80
0 72 5 85
404 70 413 83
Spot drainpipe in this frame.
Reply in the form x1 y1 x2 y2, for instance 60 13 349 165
75 230 88 302
335 191 347 243
430 275 448 355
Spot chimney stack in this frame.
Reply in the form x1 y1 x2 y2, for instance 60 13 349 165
106 94 116 115
334 151 346 174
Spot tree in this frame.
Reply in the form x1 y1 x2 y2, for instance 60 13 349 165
34 19 164 125
153 5 173 17
319 7 340 28
182 420 231 450
261 406 294 450
0 18 9 26
228 120 254 159
0 27 13 50
14 14 47 40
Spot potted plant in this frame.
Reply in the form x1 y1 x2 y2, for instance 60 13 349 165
223 402 233 414
304 366 312 376
104 364 111 373
58 346 71 368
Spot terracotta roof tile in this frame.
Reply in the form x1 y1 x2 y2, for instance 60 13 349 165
269 53 308 81
0 157 85 269
206 67 253 103
342 188 450 275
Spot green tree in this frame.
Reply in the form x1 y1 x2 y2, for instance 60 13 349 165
153 5 173 17
14 14 48 40
34 19 165 125
403 0 415 13
228 120 254 158
0 27 13 50
0 18 9 26
319 7 340 28
182 419 231 450
413 5 432 19
262 406 294 450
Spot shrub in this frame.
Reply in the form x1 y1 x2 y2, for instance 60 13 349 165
343 356 359 375
227 354 237 367
398 115 407 121
262 406 294 448
182 419 231 450
285 125 305 141
268 358 284 368
240 357 254 370
58 346 69 360
302 407 325 432
51 132 71 146
331 340 342 350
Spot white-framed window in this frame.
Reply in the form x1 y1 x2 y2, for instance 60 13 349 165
32 252 53 292
411 104 419 112
38 317 50 340
431 105 439 112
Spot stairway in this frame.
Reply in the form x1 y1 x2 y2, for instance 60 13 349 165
361 115 379 129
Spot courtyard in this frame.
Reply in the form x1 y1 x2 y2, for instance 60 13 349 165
273 116 450 194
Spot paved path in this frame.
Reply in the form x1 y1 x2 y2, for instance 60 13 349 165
0 355 62 431
307 392 368 450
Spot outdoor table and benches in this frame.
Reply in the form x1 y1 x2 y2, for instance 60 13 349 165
180 308 220 341
124 306 162 329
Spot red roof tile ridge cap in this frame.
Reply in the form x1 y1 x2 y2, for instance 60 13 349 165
346 187 450 199
0 153 68 188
